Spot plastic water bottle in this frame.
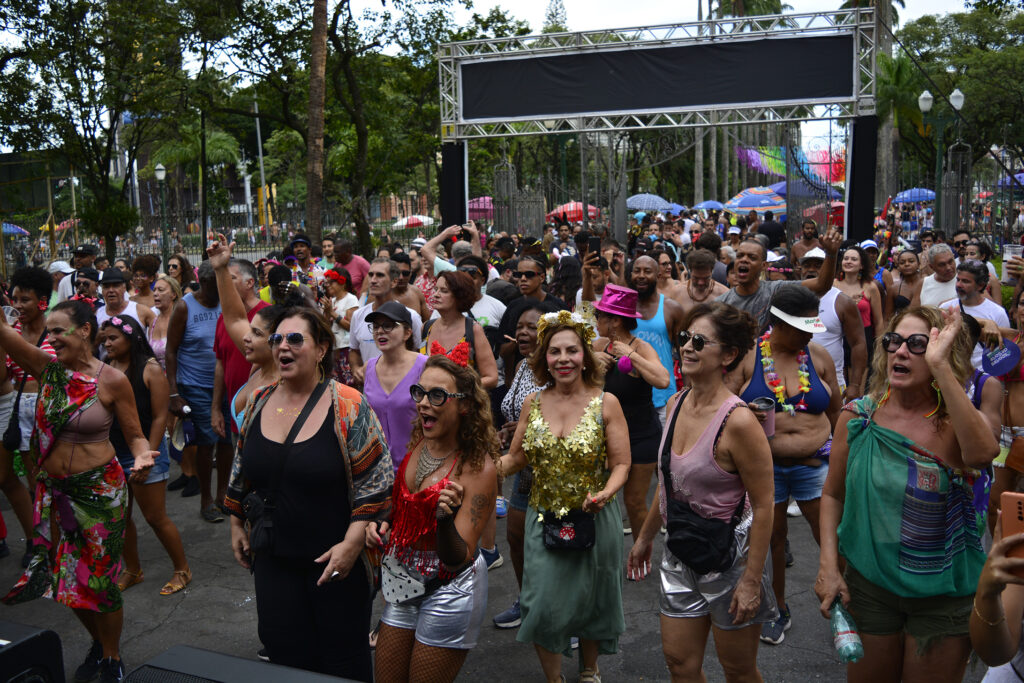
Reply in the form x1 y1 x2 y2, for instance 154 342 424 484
830 600 864 663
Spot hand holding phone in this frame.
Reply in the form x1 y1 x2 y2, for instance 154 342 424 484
1001 491 1024 577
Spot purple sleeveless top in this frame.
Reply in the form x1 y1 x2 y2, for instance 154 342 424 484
364 354 428 472
658 394 747 523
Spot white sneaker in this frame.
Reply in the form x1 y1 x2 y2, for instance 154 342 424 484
787 500 801 517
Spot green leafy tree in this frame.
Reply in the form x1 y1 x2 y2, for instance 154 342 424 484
543 0 568 32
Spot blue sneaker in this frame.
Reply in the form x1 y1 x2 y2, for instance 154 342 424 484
495 496 508 518
759 604 791 645
494 599 521 628
481 546 503 570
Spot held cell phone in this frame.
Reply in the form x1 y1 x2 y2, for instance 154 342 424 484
588 236 601 255
1001 491 1024 576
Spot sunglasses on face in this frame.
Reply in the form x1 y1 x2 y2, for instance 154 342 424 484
953 240 969 247
168 264 180 270
677 330 723 352
881 332 929 355
268 332 307 348
410 384 466 406
514 271 541 279
398 270 411 278
458 266 482 277
368 320 400 333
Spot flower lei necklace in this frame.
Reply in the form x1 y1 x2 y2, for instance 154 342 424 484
759 331 811 416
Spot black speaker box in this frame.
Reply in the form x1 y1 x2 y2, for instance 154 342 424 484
0 620 64 683
439 141 467 228
846 114 879 243
125 645 356 682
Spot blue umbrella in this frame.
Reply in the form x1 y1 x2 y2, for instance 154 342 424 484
627 193 672 212
997 172 1024 189
666 202 687 214
693 200 724 210
769 179 842 200
893 187 935 203
1 223 27 236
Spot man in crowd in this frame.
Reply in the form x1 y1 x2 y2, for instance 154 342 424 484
939 259 1009 368
321 234 335 261
718 228 842 331
333 239 371 295
790 219 822 262
288 233 323 286
756 210 787 251
799 247 867 400
68 267 101 312
674 249 728 317
56 243 99 302
349 258 424 384
47 260 74 309
390 252 430 321
951 228 972 262
166 261 231 522
630 255 686 424
695 231 729 286
917 244 958 307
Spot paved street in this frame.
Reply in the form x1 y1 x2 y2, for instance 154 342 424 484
0 470 988 682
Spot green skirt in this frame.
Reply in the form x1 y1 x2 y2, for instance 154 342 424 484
517 503 625 655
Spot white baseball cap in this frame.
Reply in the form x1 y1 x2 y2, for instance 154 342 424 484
770 306 827 333
800 247 827 261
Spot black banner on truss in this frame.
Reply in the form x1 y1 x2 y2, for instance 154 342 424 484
461 35 854 122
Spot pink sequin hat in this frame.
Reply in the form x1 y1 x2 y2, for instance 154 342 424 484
593 284 642 319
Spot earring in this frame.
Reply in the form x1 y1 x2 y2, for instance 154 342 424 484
317 365 326 383
923 380 942 419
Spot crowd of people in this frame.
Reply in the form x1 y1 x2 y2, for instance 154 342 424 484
0 211 1023 683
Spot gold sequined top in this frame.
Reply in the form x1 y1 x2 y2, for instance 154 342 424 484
522 393 609 517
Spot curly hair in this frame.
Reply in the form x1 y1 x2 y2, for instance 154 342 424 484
10 266 53 303
682 302 758 372
866 306 974 424
529 323 604 388
169 253 195 285
436 270 476 313
407 355 499 476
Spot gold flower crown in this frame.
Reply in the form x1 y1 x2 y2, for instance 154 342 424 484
536 310 596 347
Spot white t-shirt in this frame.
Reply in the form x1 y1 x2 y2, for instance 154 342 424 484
330 293 360 349
428 294 506 329
349 301 423 363
954 257 998 279
939 297 1010 368
920 275 957 307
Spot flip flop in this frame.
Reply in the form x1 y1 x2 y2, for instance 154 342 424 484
160 569 192 595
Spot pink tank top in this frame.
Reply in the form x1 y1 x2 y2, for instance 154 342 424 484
658 394 747 523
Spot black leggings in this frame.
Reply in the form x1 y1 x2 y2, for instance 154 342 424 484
253 552 372 681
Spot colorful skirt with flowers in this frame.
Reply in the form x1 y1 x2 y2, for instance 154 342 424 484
3 457 128 612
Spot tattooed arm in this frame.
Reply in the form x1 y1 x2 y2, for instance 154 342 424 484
436 457 498 570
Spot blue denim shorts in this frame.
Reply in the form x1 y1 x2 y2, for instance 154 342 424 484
773 462 829 504
508 470 529 512
116 438 171 485
178 384 230 446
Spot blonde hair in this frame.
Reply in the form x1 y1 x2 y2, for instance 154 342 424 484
156 274 182 303
867 306 973 423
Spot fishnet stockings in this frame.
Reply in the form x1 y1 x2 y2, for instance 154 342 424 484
374 623 469 683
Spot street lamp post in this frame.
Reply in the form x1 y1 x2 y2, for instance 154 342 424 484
918 88 965 234
155 164 170 272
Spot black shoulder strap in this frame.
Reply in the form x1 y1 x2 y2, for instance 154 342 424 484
464 315 475 364
660 390 689 500
282 379 330 451
12 330 48 409
423 317 435 339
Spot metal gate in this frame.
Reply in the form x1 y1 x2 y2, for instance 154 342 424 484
492 158 545 236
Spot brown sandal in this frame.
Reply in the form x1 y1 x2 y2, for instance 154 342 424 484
159 569 192 595
117 570 144 592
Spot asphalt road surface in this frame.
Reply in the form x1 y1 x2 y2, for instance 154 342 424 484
0 469 989 682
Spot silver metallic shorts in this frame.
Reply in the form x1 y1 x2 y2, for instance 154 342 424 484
380 553 488 650
659 509 779 630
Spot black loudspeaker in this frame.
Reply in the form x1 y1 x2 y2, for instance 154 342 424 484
845 114 879 243
0 620 64 683
439 141 467 229
125 645 356 682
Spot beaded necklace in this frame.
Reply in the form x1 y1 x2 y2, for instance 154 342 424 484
758 331 811 416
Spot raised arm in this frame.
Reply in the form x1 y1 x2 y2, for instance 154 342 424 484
206 235 251 353
421 225 461 274
803 227 842 297
0 318 52 380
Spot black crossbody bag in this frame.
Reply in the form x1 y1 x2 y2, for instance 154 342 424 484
242 380 330 554
661 391 745 575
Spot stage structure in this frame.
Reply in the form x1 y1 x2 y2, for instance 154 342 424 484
437 9 880 241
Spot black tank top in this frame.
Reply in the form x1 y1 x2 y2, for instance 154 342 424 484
110 362 153 455
242 409 351 559
603 352 662 441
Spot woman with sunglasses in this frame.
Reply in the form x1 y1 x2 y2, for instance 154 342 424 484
732 286 842 646
0 300 157 681
589 284 669 541
363 301 427 471
816 306 998 683
166 254 196 293
223 300 393 680
100 315 190 596
368 355 498 683
322 266 359 385
627 302 775 682
497 310 631 683
422 270 498 390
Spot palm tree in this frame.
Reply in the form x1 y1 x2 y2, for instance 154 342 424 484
306 0 327 242
150 122 240 214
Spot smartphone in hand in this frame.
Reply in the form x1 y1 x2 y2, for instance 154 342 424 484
1001 491 1024 577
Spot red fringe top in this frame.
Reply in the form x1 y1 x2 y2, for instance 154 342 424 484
385 446 458 579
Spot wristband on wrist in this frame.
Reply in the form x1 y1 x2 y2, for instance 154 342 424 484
169 393 180 398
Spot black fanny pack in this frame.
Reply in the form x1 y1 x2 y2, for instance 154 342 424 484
661 391 745 575
542 509 595 551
